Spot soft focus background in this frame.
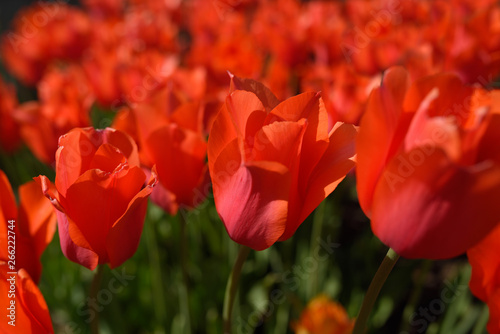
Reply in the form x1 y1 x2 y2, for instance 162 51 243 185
0 1 493 333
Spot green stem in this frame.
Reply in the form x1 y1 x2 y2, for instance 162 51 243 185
223 245 251 334
90 265 104 334
179 211 191 333
352 248 400 334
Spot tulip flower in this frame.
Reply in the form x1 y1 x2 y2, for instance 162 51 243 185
292 295 354 334
112 82 209 215
36 127 157 270
356 66 500 259
467 223 500 334
15 64 93 165
0 170 56 284
0 2 91 85
0 262 54 333
208 76 357 250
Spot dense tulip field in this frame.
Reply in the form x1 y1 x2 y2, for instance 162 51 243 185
1 0 500 333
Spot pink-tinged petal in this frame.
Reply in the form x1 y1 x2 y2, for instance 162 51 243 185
298 123 357 224
371 148 500 259
207 104 238 172
56 211 98 270
64 166 146 261
214 160 290 251
145 124 207 207
106 172 157 268
210 138 242 190
467 223 500 302
150 179 178 215
356 66 410 216
229 72 280 112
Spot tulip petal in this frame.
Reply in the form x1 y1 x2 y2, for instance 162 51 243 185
17 181 56 257
207 104 238 171
64 166 146 262
372 148 500 259
17 269 54 333
356 66 410 216
252 120 306 169
57 211 99 270
216 161 290 250
89 143 127 173
106 172 157 268
212 139 290 250
145 124 207 207
229 72 280 112
226 90 266 139
467 223 500 301
298 123 357 224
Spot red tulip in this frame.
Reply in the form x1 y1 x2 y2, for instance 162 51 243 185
356 66 500 259
0 2 91 85
112 83 208 215
208 76 357 250
36 127 157 270
15 64 93 165
0 263 54 333
468 224 500 334
0 170 56 284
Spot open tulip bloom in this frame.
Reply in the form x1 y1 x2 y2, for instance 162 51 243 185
37 127 157 270
356 66 500 259
208 77 357 250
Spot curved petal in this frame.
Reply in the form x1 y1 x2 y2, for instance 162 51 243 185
298 123 357 224
226 90 266 139
57 211 99 270
229 72 280 112
17 181 56 258
145 124 207 207
106 172 157 268
17 269 54 333
215 160 291 251
0 170 17 262
467 223 500 301
64 166 146 260
207 104 238 172
356 66 410 216
372 148 500 259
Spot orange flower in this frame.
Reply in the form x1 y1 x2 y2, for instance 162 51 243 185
356 66 500 259
15 64 93 165
208 76 356 250
36 127 157 270
112 83 208 215
292 295 354 334
0 2 91 85
467 223 500 334
0 263 53 333
0 170 56 284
